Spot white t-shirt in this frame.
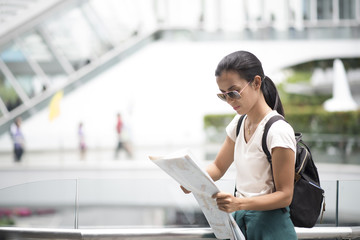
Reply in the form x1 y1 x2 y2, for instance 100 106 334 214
226 110 296 199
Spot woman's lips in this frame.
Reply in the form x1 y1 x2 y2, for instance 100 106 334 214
233 105 240 111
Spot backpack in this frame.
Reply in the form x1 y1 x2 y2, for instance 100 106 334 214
236 114 325 228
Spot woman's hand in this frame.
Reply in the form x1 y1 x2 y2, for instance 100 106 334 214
180 185 191 194
213 192 240 213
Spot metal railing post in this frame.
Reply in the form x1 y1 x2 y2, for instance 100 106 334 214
74 179 79 229
336 180 339 227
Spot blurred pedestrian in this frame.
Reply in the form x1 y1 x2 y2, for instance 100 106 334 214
10 117 25 162
115 113 133 159
78 122 86 160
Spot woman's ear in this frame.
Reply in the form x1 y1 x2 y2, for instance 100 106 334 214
253 75 262 89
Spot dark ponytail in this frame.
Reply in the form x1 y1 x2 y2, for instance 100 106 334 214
215 50 285 117
261 76 284 117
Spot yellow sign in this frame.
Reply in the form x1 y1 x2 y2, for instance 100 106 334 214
48 91 63 121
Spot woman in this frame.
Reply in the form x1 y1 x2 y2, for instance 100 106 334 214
183 51 297 239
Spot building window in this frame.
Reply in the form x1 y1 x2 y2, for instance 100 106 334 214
317 0 333 20
339 0 356 19
303 0 312 20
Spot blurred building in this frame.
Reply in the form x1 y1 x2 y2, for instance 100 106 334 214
0 0 359 154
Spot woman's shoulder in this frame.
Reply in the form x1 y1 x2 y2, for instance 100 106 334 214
266 112 296 151
228 114 243 128
226 114 244 141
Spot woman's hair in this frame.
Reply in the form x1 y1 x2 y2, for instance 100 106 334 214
215 50 284 116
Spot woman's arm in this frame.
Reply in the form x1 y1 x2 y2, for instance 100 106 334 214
206 136 235 182
270 146 295 206
214 146 295 212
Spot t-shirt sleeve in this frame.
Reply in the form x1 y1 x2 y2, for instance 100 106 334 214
226 114 242 142
266 120 296 155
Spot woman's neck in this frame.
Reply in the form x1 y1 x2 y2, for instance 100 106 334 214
246 105 272 126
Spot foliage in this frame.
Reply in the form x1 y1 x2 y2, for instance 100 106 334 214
285 109 360 135
203 113 235 131
203 113 235 143
0 217 14 226
203 110 360 141
0 86 18 104
286 71 311 83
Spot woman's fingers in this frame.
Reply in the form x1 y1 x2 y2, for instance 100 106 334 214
213 192 236 212
213 191 231 200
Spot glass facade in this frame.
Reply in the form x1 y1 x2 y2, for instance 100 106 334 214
21 31 67 91
0 0 359 121
1 43 39 99
44 8 107 67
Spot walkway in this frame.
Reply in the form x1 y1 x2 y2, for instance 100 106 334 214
1 148 360 189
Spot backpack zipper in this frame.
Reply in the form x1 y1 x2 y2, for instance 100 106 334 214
295 148 308 182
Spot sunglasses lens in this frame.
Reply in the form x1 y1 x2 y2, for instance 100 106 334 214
217 93 227 101
217 91 241 101
227 91 240 99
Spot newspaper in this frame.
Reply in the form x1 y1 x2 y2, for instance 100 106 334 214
149 149 245 240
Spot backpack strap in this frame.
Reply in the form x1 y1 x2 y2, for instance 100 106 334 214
262 115 285 163
236 115 246 137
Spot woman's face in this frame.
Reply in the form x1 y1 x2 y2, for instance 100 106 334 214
216 70 254 115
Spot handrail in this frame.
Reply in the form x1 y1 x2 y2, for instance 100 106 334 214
0 227 81 239
1 227 360 240
81 228 215 239
296 227 360 239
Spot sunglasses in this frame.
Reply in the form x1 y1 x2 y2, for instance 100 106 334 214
217 81 251 101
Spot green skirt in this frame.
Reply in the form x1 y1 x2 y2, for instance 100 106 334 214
232 207 297 240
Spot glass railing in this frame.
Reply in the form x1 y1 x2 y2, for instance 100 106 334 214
0 178 202 229
0 178 359 229
0 179 77 228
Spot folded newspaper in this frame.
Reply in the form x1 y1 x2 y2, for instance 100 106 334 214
149 149 245 240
